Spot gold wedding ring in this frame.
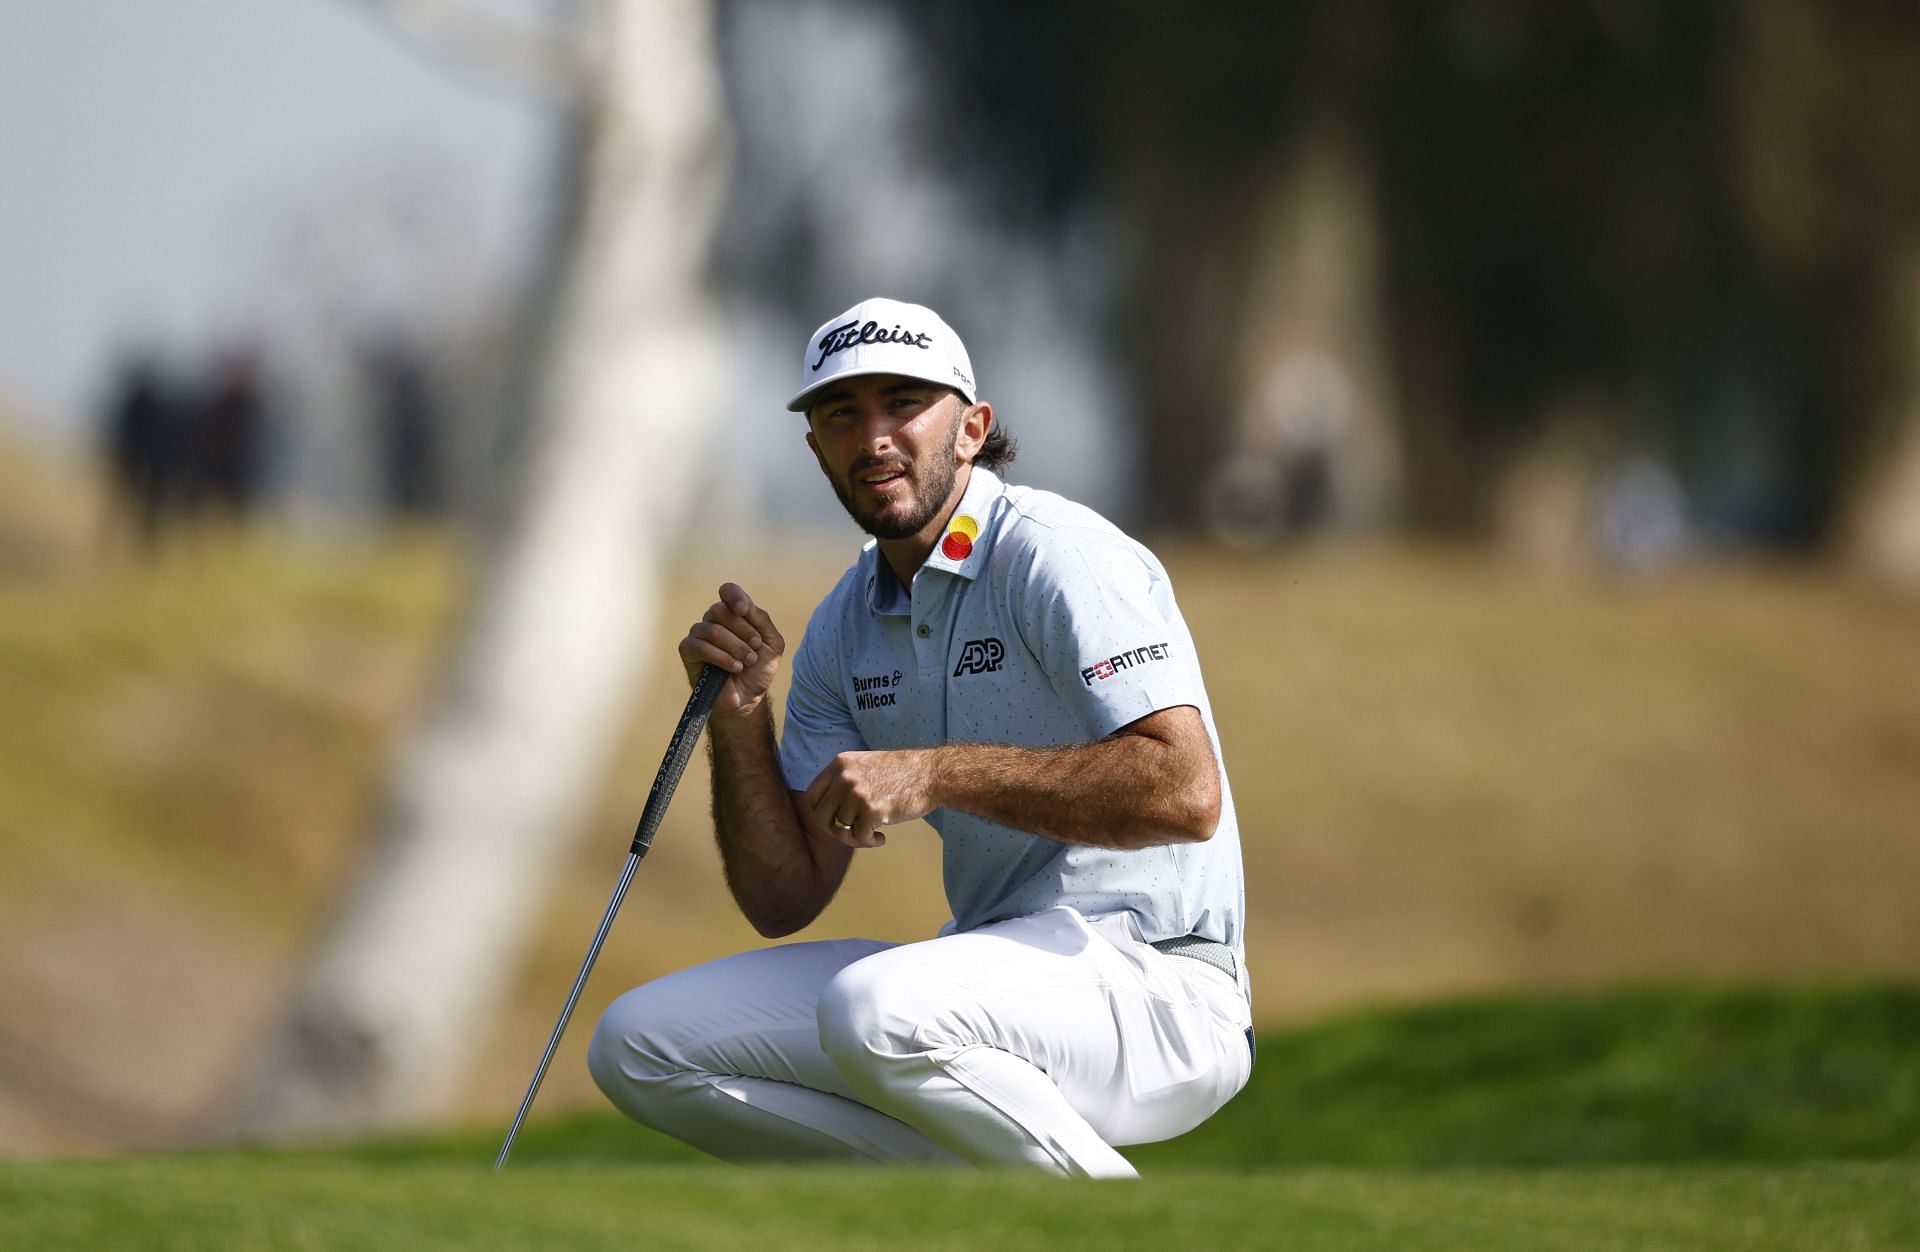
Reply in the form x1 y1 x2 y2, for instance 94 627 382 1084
832 818 854 831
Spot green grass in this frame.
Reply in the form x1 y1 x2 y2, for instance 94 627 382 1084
10 982 1920 1248
2 1160 1915 1251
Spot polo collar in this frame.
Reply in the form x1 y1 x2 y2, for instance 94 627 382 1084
918 466 1004 581
860 467 1007 614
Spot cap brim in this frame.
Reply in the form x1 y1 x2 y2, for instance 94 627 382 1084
787 367 975 413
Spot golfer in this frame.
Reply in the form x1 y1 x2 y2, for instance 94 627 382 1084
589 297 1251 1177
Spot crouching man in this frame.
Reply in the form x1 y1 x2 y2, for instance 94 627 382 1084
589 298 1252 1177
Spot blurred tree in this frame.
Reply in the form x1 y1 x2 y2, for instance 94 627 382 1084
1724 0 1920 580
234 0 732 1138
907 0 1920 552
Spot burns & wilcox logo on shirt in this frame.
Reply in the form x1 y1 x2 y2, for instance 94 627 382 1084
1081 641 1171 686
853 669 904 710
952 637 1005 677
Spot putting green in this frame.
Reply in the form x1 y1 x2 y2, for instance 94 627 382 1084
3 1158 1916 1252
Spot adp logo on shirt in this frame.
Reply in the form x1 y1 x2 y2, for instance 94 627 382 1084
952 637 1005 677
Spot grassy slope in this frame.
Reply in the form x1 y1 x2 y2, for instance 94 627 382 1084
0 532 460 931
0 521 464 1148
1126 982 1920 1170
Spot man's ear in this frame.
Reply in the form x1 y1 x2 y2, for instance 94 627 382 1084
805 429 829 477
955 398 993 465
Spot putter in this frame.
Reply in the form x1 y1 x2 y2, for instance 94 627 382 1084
494 662 730 1170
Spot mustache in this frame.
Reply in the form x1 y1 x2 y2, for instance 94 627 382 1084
850 455 913 479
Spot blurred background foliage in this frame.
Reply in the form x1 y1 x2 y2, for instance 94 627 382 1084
901 0 1920 543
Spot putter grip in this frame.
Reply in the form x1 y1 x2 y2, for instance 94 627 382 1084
628 663 729 855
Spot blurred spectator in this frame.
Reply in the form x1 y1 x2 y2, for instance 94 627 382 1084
361 336 440 518
1598 457 1689 574
100 352 185 553
1202 355 1351 547
190 348 269 519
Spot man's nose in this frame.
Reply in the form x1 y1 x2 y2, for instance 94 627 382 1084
855 407 895 452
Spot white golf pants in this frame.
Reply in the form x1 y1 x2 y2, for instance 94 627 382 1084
587 906 1253 1178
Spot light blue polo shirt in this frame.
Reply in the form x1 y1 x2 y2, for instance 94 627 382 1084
779 468 1247 971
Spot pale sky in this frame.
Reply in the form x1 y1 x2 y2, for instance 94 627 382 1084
0 1 1130 522
0 0 554 443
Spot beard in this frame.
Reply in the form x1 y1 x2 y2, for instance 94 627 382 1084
827 411 962 540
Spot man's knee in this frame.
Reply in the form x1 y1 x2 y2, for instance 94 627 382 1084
587 981 686 1113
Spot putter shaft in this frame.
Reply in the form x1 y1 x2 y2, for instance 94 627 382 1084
494 664 728 1170
494 850 640 1170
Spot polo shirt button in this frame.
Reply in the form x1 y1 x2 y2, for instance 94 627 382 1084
916 624 930 638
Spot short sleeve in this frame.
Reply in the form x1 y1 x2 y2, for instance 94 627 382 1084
1002 524 1205 740
778 608 867 791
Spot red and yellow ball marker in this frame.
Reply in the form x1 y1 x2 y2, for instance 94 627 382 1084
941 513 979 561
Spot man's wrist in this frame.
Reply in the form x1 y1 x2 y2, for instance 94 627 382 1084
710 696 773 736
920 745 952 813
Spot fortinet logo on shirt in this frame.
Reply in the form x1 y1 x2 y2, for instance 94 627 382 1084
1081 642 1171 686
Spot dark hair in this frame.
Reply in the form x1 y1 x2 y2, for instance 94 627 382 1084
956 387 1015 472
974 417 1018 473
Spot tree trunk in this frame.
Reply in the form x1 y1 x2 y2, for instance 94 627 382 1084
1847 254 1920 592
232 0 732 1138
1200 116 1401 544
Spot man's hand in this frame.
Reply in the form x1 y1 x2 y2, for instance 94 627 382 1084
801 708 1221 854
803 749 939 849
679 583 785 717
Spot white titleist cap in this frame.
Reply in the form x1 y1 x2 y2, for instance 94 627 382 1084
787 296 977 413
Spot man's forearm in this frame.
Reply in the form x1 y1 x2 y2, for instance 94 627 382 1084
921 720 1221 850
708 702 849 937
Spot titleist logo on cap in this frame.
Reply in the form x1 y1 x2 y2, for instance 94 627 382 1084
787 297 975 412
811 319 934 371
